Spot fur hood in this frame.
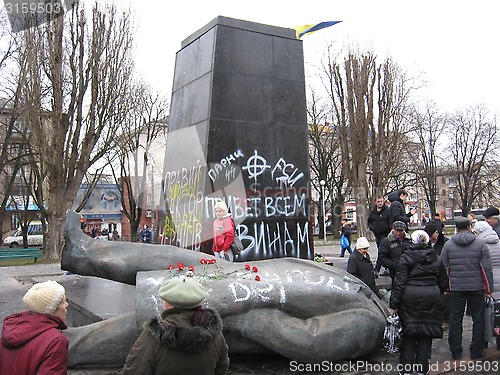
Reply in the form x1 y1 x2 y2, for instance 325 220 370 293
144 308 223 354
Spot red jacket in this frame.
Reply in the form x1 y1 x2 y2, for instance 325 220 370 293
212 216 235 253
0 311 69 375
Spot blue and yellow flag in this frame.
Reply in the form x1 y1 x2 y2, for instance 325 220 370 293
294 21 342 39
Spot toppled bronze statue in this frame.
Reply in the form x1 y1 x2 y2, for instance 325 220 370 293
62 210 386 367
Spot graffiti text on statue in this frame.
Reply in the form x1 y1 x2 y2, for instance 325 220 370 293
208 150 244 182
242 150 304 189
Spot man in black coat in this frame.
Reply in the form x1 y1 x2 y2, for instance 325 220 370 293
432 213 444 234
378 220 412 286
367 196 391 277
483 206 500 237
387 189 417 230
424 223 448 255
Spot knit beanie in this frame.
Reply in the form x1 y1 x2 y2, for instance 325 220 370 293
23 280 66 314
355 237 370 249
159 277 207 309
424 223 438 236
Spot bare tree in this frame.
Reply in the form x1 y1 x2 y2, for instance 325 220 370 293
446 105 499 216
107 83 168 242
409 102 448 216
369 59 415 200
318 46 416 237
12 2 137 258
307 86 348 238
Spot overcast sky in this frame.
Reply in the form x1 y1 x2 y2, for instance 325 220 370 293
132 0 499 116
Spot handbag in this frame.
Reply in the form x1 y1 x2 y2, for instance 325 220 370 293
340 234 349 250
485 296 495 342
230 236 243 256
383 312 402 353
493 298 500 337
230 218 244 256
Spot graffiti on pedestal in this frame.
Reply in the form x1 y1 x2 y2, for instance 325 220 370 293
161 146 311 260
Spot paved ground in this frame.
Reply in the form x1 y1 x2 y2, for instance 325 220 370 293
1 242 500 374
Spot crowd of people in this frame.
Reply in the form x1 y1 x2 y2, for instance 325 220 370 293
1 188 499 374
345 193 500 375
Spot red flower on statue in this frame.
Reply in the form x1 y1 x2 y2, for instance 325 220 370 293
177 262 185 271
167 265 174 270
200 259 207 265
245 264 251 270
252 266 259 273
210 259 217 264
255 275 261 281
188 265 195 272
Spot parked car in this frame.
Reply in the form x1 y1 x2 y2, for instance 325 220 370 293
3 221 43 247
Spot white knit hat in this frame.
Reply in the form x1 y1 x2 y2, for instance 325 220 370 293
356 237 370 249
23 280 66 314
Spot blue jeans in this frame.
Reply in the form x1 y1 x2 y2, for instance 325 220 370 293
340 245 352 257
448 290 485 358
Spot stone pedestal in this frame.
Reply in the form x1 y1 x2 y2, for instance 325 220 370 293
161 16 312 261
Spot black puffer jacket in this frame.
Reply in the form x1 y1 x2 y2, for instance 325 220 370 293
389 244 448 338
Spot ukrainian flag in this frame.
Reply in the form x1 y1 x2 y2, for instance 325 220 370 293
294 21 342 39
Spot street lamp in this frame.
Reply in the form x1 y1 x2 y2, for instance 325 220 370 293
320 179 326 242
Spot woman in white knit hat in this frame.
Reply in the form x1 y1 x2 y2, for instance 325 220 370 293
347 237 377 293
0 280 69 375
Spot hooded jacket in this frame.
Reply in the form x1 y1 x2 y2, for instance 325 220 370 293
387 191 411 227
121 308 229 375
441 231 494 293
389 244 448 338
476 227 500 269
0 311 68 375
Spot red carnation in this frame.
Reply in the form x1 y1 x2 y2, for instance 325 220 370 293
255 275 261 281
200 259 206 265
177 262 185 270
245 264 251 270
252 266 259 273
188 265 195 271
167 265 174 270
211 259 217 264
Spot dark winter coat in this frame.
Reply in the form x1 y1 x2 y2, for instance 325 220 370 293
441 231 494 293
121 308 229 375
0 311 69 375
367 204 391 237
387 191 411 227
347 248 377 293
378 230 412 279
431 233 449 255
389 244 448 338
